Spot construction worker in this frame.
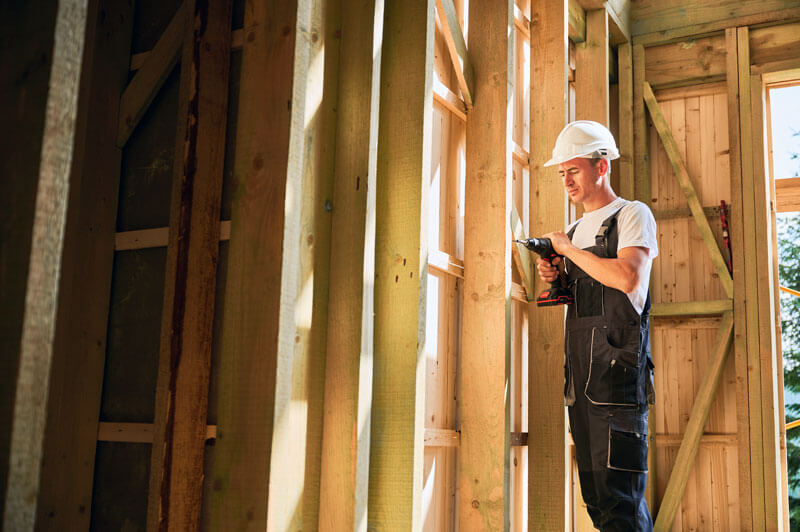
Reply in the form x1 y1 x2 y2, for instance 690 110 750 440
536 120 658 531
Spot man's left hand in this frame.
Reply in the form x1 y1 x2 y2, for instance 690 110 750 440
543 231 574 257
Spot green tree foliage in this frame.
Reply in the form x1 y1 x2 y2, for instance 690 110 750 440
780 212 800 528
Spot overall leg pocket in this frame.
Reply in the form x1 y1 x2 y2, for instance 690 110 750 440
607 411 648 473
585 327 640 406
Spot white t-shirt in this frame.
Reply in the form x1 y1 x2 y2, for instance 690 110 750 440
567 197 658 315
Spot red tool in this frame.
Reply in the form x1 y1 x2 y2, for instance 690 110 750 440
719 200 733 275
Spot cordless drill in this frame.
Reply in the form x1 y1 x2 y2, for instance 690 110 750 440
514 237 574 306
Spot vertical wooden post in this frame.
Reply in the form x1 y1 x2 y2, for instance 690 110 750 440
0 0 89 528
368 1 434 529
575 8 609 125
632 43 650 205
318 0 382 530
618 43 634 200
35 0 135 529
147 1 233 530
725 26 756 531
459 0 512 529
209 0 313 529
528 0 569 528
301 0 341 528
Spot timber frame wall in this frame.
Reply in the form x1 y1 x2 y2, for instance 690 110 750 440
1 0 797 530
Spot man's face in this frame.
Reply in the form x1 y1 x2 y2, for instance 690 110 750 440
558 157 606 204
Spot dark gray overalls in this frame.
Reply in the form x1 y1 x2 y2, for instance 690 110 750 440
564 209 655 531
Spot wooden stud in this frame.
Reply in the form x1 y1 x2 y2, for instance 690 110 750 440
146 1 233 530
116 2 186 147
632 44 650 205
317 0 382 529
575 9 609 125
369 1 435 529
208 0 313 529
32 1 134 529
568 0 586 43
653 311 734 532
459 0 512 528
435 0 474 109
643 81 734 298
618 43 634 199
725 26 756 531
299 0 341 528
1 1 89 528
529 0 569 528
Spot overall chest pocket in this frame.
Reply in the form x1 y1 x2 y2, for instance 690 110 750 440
584 327 640 406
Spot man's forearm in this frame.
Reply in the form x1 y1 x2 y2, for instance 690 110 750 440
562 246 640 294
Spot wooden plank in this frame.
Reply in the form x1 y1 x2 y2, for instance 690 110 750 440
115 221 231 250
529 0 569 528
146 1 232 530
435 0 474 109
749 21 800 68
0 1 89 528
632 44 650 204
618 43 634 199
575 9 609 124
317 0 381 528
631 1 800 37
459 0 512 528
749 69 783 530
208 0 313 529
299 1 341 528
633 7 800 47
643 81 734 298
32 1 135 529
429 250 465 279
653 311 734 532
116 2 186 147
725 27 755 532
369 1 434 529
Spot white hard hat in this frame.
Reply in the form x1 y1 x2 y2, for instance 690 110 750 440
543 120 620 167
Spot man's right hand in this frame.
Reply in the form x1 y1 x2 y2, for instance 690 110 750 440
536 256 561 283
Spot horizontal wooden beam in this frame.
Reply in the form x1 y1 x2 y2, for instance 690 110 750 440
115 220 231 250
775 177 800 212
429 249 465 279
131 28 244 71
98 422 216 443
433 73 467 121
654 433 737 447
643 81 734 298
653 311 734 532
512 142 529 166
117 2 186 146
435 0 474 108
652 205 721 221
424 428 460 447
650 299 732 317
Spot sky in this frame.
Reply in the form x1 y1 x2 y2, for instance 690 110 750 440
769 85 800 179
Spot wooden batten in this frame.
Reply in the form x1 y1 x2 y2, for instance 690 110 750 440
300 0 341 529
618 43 634 199
1 1 90 529
725 26 757 530
34 1 134 529
318 0 381 529
369 1 434 529
575 8 609 124
459 0 512 528
528 0 569 528
208 0 313 529
116 2 186 147
632 44 650 204
146 1 232 530
436 0 474 108
644 34 727 90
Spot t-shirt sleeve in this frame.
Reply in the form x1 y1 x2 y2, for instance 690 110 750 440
617 201 659 258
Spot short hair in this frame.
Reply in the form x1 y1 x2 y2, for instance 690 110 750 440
589 157 611 178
